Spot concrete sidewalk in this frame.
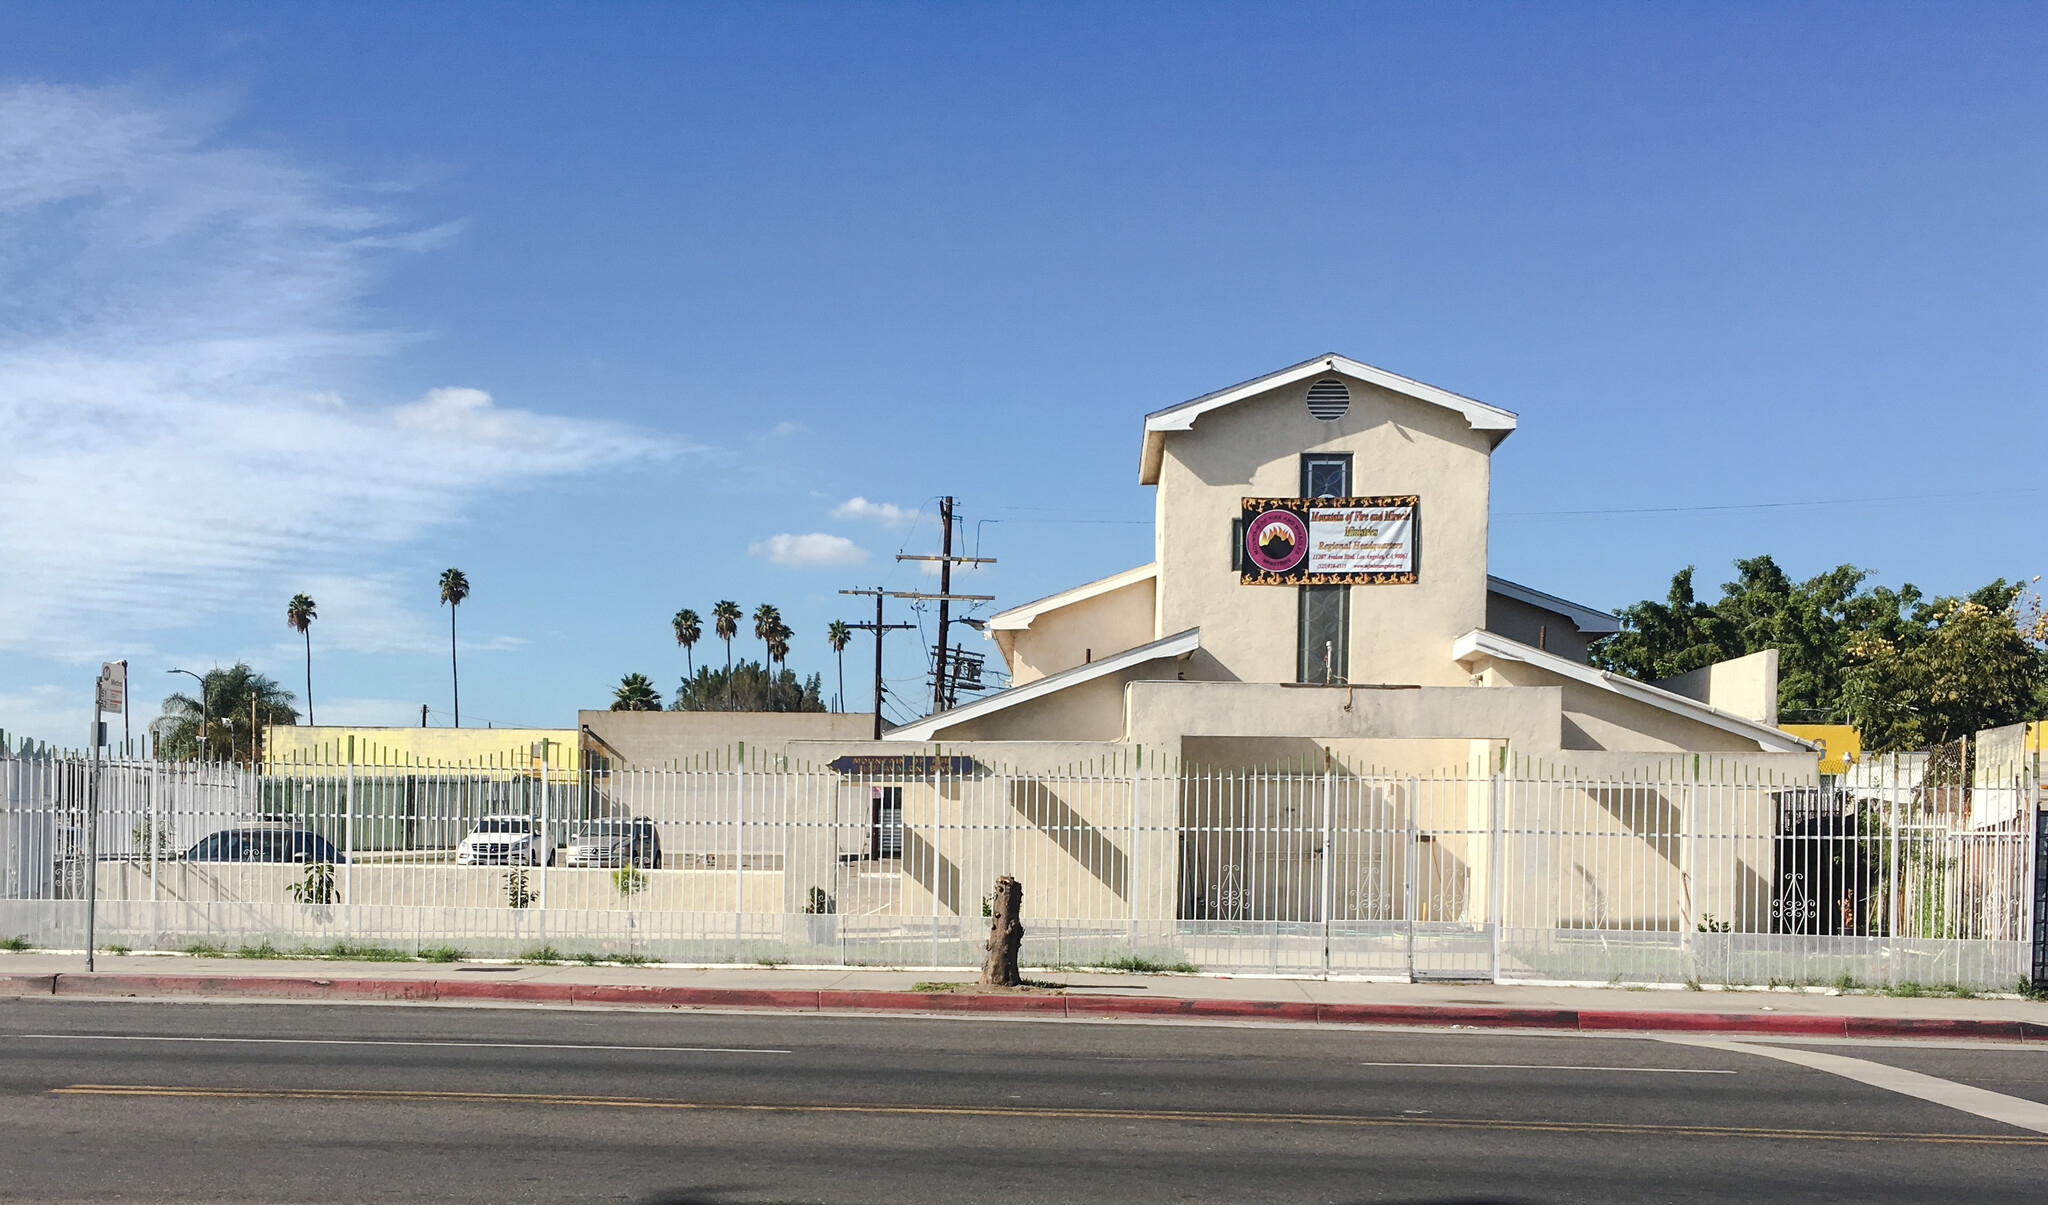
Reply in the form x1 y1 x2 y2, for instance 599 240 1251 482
3 953 2044 1039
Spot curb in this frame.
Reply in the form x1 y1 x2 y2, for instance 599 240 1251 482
4 972 2043 1041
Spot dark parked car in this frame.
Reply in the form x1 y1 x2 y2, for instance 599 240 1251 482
183 825 344 864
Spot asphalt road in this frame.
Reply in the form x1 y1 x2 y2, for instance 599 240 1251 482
2 998 2045 1203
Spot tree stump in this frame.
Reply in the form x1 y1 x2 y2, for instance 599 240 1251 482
980 875 1024 987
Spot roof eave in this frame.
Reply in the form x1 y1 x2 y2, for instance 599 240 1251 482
882 627 1201 742
1139 354 1517 485
1452 629 1817 754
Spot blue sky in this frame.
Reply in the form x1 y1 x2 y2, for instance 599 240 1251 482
1 2 2043 745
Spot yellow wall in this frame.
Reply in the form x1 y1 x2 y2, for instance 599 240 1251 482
1779 724 1860 774
264 725 580 770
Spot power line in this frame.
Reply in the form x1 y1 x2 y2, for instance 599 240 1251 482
1499 486 2044 520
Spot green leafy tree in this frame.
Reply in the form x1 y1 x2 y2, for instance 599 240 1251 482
439 568 471 727
150 664 299 761
672 608 702 675
670 661 825 712
711 600 742 709
1598 556 2048 739
610 673 663 712
285 593 317 725
1843 585 2048 752
826 619 852 712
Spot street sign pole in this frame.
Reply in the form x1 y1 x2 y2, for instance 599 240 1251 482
85 661 126 973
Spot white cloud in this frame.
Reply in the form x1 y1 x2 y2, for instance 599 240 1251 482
748 533 869 567
0 684 90 751
832 496 918 526
0 83 691 658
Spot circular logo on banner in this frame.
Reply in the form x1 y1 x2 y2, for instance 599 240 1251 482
1245 509 1308 573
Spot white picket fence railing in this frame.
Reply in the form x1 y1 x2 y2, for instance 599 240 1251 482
1 750 2036 988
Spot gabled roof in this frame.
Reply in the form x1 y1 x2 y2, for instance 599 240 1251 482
1140 354 1519 483
1451 628 1816 754
988 562 1157 631
1486 576 1622 637
882 627 1201 743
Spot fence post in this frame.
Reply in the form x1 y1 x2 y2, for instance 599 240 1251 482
149 756 159 904
1404 776 1419 981
85 714 100 972
1320 752 1333 977
2032 791 2046 993
1489 771 1504 984
1680 767 1697 978
1130 746 1142 955
734 742 745 961
344 735 355 926
537 742 549 916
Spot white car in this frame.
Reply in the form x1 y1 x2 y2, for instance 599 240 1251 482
455 815 549 866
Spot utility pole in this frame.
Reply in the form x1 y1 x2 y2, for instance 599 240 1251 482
896 496 997 713
840 589 915 741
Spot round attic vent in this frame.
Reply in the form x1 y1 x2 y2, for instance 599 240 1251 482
1306 377 1350 421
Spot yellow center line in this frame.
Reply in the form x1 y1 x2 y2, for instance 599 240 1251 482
49 1085 2048 1146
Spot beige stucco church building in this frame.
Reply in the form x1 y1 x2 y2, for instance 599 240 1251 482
882 353 1813 777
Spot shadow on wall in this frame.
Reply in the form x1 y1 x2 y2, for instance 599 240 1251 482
1007 780 1128 900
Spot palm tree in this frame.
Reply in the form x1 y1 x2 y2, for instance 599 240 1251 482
610 673 663 711
766 621 792 710
150 664 299 761
439 568 471 727
672 608 702 675
712 600 742 710
826 620 852 713
753 604 782 667
286 593 317 725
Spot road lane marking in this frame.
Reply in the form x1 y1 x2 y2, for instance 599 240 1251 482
1358 1062 1733 1074
16 1034 788 1055
1673 1039 2048 1136
47 1084 2045 1145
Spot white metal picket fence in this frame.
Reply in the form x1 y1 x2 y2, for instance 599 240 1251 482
1 747 2036 988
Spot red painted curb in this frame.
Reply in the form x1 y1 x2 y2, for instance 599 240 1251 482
1842 1017 2026 1041
1316 1003 1579 1030
575 986 821 1010
429 979 577 1003
820 989 1066 1014
16 971 2040 1041
1064 995 1320 1022
1579 1009 1848 1036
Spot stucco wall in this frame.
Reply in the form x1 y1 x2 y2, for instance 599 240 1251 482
924 665 1165 743
1484 593 1596 664
579 710 875 768
999 572 1158 685
1651 649 1780 725
1482 660 1760 753
1152 374 1493 687
1123 680 1560 754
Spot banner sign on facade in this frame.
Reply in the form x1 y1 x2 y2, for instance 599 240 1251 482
1239 496 1419 585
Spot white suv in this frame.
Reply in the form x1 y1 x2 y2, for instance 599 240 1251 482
455 815 548 866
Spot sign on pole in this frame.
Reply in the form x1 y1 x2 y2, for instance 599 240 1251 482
97 661 126 715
